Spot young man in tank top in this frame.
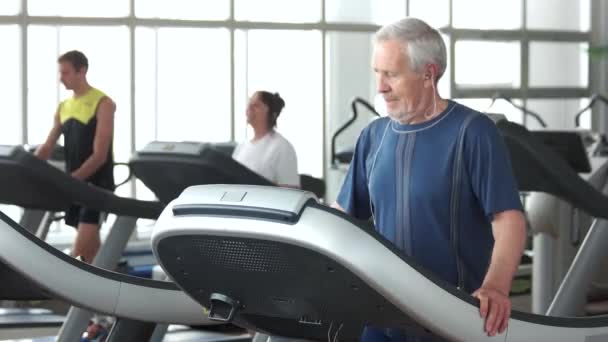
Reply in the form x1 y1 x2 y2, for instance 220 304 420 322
36 50 116 264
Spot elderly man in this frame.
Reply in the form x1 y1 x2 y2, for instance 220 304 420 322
333 17 526 341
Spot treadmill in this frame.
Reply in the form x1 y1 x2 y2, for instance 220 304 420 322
0 209 250 341
0 145 68 339
150 184 608 342
148 121 608 341
496 121 608 317
17 144 67 238
129 141 325 339
130 141 326 203
0 145 164 341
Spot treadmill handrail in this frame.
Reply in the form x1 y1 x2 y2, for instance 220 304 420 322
575 93 608 127
0 210 209 325
330 97 380 167
306 204 608 328
112 162 133 189
498 120 608 219
4 146 163 219
152 193 608 342
488 93 548 127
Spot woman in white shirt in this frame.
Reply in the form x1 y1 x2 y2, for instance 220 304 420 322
234 92 311 342
232 91 300 188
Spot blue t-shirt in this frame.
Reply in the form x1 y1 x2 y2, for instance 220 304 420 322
337 100 522 292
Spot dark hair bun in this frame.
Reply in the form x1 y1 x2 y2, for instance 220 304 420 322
272 93 285 114
257 90 286 128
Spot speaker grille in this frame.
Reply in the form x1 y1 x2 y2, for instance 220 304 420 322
194 238 294 273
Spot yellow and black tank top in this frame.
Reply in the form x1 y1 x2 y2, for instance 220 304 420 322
59 87 114 190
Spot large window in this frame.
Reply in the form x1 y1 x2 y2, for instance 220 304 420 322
409 0 450 28
28 26 131 199
325 32 376 158
325 0 405 24
445 0 591 130
27 26 59 147
134 27 231 199
235 29 323 178
0 26 22 225
527 99 591 129
0 0 19 15
529 42 588 88
235 0 321 23
2 0 594 237
135 0 229 20
453 0 522 29
28 26 131 161
28 0 128 17
0 25 21 145
325 32 377 202
455 41 521 88
527 0 590 31
10 0 592 185
135 27 231 145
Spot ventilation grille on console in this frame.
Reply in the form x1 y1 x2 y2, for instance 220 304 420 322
193 238 295 273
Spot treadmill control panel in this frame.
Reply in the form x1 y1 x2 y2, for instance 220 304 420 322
139 141 207 156
173 184 316 217
0 145 19 158
139 141 236 157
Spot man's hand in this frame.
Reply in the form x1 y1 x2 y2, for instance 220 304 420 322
71 170 87 182
37 109 62 160
472 286 511 336
473 209 526 336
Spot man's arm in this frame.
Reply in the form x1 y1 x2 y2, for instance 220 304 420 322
472 209 526 337
35 109 62 160
71 97 115 181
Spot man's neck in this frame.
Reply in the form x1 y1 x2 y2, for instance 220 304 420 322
398 96 448 125
72 83 92 97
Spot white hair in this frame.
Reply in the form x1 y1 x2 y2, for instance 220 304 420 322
375 17 447 81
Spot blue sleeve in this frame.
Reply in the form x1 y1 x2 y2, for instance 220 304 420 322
336 128 372 220
464 115 523 219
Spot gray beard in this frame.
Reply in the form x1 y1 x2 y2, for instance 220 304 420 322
387 111 419 125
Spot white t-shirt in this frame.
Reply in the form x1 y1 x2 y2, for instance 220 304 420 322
232 131 300 187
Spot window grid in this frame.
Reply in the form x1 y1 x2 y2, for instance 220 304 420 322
1 0 596 239
3 0 593 185
7 0 398 192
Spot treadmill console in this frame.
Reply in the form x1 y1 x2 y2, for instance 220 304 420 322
172 184 316 223
138 141 216 156
130 141 266 203
0 145 19 158
531 130 591 173
138 141 236 157
26 144 65 162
